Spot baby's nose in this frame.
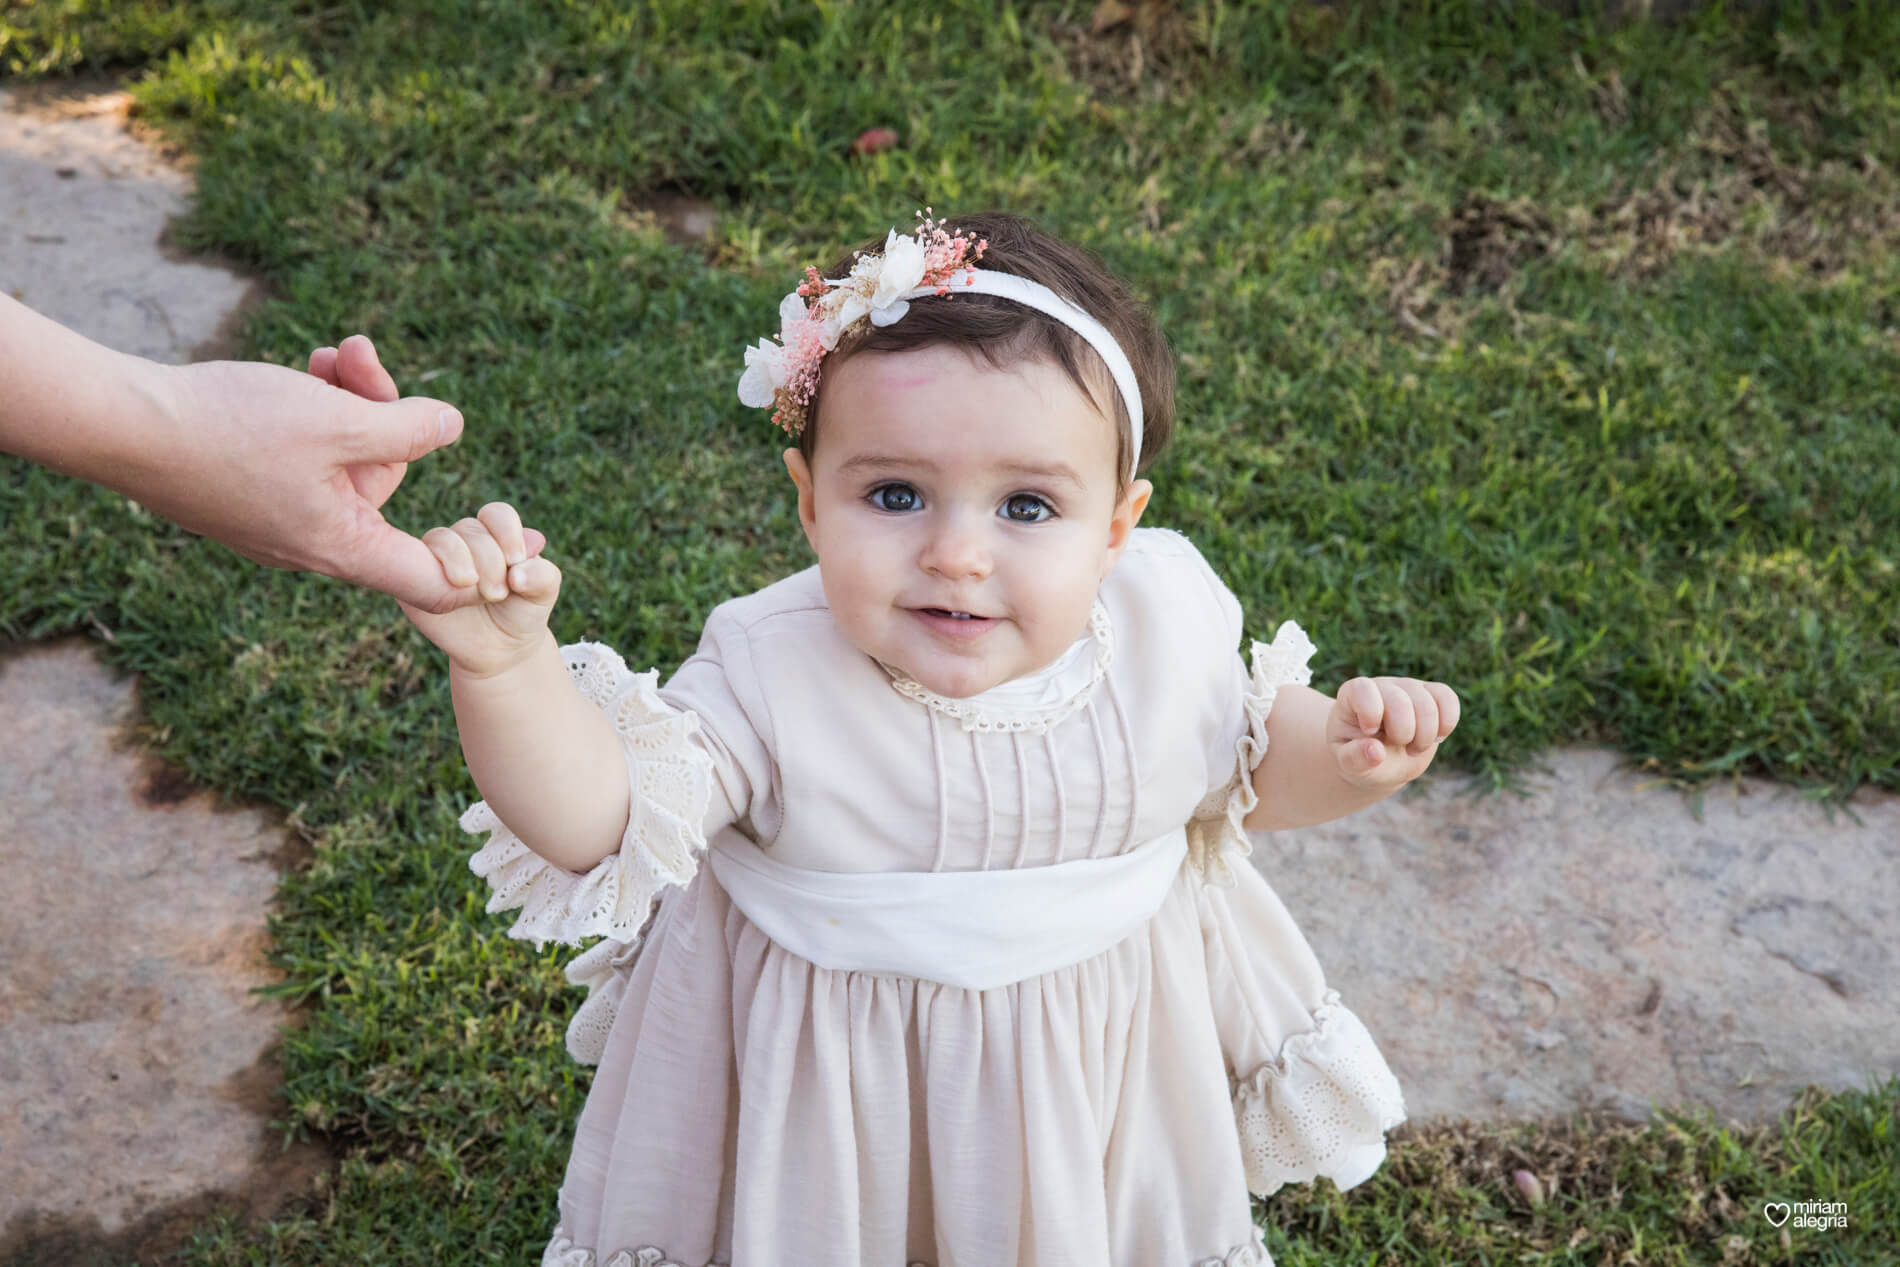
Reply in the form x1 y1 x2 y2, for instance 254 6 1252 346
921 515 991 577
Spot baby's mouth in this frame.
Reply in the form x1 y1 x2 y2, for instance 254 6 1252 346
912 607 997 631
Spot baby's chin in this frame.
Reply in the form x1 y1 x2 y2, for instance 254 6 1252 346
856 636 1016 698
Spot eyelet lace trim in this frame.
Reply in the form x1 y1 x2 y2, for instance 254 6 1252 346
543 1224 1268 1266
463 640 715 951
1184 620 1316 889
541 1231 735 1267
558 901 661 1064
1232 987 1408 1198
882 600 1113 735
1194 1224 1273 1266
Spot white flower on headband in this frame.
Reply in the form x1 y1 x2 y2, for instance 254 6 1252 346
736 338 785 408
834 227 928 330
736 292 823 409
736 209 988 435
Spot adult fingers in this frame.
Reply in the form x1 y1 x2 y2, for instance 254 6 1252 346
334 334 399 402
341 395 465 464
308 346 339 384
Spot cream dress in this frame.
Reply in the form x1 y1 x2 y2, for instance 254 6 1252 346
462 526 1407 1267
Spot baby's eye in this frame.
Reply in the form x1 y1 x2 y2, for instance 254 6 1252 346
1003 493 1056 523
868 483 920 513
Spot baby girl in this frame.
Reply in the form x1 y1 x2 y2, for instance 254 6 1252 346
397 208 1458 1266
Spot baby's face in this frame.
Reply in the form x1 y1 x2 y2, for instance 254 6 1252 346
783 343 1151 699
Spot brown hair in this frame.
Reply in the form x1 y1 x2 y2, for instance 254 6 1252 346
796 209 1177 504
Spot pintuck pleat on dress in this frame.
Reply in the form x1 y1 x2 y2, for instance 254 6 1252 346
468 528 1407 1267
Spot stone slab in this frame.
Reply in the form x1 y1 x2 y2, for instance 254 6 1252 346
0 638 326 1249
1252 746 1899 1126
1 81 259 363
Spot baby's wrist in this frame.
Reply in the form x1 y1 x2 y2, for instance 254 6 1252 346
447 630 557 684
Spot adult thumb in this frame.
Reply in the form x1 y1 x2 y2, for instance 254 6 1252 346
343 395 466 465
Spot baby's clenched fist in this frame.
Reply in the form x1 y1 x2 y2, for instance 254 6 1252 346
396 501 562 679
1326 675 1460 790
422 501 541 600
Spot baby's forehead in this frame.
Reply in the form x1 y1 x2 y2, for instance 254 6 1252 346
859 344 1110 400
818 345 1121 481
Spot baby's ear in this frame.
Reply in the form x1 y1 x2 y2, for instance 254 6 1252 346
1126 478 1153 523
782 449 809 498
1112 478 1154 542
1100 480 1154 579
782 449 818 535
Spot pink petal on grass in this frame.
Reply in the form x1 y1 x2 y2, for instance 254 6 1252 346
1513 1169 1546 1206
850 127 900 156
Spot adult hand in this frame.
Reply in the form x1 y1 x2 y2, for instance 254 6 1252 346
159 335 545 610
1 296 542 610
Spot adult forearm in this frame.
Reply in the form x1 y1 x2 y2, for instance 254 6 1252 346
0 294 180 490
1242 684 1392 832
450 631 632 873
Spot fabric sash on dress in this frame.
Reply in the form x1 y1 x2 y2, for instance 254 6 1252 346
706 827 1189 991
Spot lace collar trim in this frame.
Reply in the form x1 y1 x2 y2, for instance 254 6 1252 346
875 599 1114 734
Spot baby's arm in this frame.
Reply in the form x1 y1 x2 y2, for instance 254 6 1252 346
1241 678 1459 833
400 502 631 874
450 636 631 874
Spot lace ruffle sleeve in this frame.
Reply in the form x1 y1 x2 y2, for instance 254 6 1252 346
1192 850 1408 1198
1229 988 1409 1196
461 639 717 950
1184 619 1318 888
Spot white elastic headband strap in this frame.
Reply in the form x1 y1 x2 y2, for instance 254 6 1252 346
897 269 1144 481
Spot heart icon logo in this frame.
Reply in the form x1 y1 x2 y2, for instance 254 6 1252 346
1763 1202 1791 1227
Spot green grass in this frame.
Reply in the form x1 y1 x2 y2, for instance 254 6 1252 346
2 0 1896 1262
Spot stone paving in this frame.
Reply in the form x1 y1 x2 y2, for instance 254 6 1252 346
1258 747 1898 1126
0 638 331 1263
1 80 316 1264
2 74 1893 1262
1 81 258 361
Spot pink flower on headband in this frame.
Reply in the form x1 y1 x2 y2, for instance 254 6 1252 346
738 209 988 436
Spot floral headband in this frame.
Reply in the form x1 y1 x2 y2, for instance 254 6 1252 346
736 208 1145 480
